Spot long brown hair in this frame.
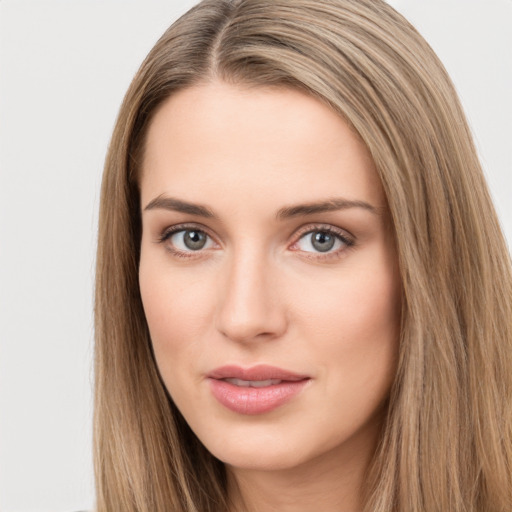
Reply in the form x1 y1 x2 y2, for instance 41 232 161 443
94 1 512 510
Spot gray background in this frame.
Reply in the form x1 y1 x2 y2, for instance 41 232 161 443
0 1 510 510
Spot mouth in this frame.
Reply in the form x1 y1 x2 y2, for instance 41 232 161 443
207 365 311 415
222 378 284 387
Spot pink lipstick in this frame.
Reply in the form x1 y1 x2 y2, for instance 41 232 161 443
208 365 310 415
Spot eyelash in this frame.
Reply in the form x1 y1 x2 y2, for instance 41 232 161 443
156 222 355 261
290 224 355 261
157 223 216 259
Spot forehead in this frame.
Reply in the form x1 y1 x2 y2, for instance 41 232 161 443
140 82 384 212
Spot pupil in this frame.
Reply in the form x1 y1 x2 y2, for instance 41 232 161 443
184 230 206 250
312 231 335 252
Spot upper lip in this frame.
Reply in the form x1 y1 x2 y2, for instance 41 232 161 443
208 364 310 382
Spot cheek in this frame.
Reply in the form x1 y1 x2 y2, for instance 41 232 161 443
293 261 400 339
289 256 401 392
138 259 214 380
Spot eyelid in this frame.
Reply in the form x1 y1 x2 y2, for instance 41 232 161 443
288 223 356 259
155 221 355 260
156 222 220 258
158 222 217 243
291 223 355 241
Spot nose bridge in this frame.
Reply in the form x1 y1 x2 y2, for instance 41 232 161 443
216 242 286 342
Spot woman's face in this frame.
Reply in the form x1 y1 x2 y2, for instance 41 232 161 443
139 82 401 474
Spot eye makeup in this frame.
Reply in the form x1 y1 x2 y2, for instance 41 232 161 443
289 223 356 262
156 222 218 260
155 221 356 262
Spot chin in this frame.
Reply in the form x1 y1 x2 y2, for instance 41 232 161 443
214 444 309 472
194 423 335 473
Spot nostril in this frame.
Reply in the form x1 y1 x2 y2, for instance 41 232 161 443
215 258 288 342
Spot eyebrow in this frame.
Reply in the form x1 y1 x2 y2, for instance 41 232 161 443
144 195 215 217
276 198 381 219
143 195 380 218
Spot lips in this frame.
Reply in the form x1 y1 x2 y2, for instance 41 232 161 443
207 365 310 415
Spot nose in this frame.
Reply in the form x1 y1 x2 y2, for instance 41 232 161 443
215 249 288 343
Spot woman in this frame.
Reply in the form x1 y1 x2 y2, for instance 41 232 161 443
94 0 512 511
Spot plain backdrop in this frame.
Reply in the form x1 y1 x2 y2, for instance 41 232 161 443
0 1 510 511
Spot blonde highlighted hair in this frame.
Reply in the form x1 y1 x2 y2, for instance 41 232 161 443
94 0 512 510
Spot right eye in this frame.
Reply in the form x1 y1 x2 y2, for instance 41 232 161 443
161 228 215 253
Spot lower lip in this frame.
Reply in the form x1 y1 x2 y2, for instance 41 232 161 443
208 378 309 415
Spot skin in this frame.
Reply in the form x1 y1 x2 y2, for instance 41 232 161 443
139 82 401 512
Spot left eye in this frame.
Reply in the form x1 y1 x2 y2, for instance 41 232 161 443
169 229 214 252
295 230 348 253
